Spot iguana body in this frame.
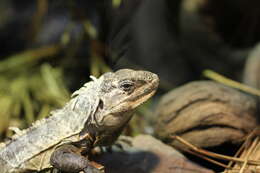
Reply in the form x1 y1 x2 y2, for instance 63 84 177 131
0 69 159 173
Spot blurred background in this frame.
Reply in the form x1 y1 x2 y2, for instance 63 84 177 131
0 0 260 141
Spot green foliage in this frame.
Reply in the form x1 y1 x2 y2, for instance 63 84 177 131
0 46 69 138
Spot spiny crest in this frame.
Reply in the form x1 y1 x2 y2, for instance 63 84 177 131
71 76 100 98
0 109 61 150
12 108 66 140
70 78 102 111
0 76 100 148
0 142 6 148
3 114 52 145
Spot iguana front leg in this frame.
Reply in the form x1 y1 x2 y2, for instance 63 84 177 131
50 144 103 173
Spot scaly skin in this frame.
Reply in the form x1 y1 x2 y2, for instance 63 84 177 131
0 69 159 173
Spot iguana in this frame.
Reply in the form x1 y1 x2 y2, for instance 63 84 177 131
0 69 159 173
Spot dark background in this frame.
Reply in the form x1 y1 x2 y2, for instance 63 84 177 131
0 0 260 144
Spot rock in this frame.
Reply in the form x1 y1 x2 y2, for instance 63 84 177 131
93 135 213 173
155 81 258 149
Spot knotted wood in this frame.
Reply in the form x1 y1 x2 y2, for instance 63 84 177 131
155 81 258 149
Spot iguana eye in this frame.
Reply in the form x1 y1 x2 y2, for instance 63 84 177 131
119 80 135 92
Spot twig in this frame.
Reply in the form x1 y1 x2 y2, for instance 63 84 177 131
172 136 260 166
184 148 230 168
239 159 247 173
224 128 260 172
224 141 245 173
203 69 260 97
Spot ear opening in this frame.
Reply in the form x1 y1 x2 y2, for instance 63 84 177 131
98 99 104 110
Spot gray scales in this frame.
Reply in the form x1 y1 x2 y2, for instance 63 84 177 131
0 69 159 173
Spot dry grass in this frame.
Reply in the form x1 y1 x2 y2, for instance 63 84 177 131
172 128 260 173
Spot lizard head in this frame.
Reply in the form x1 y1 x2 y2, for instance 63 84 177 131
94 69 159 128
